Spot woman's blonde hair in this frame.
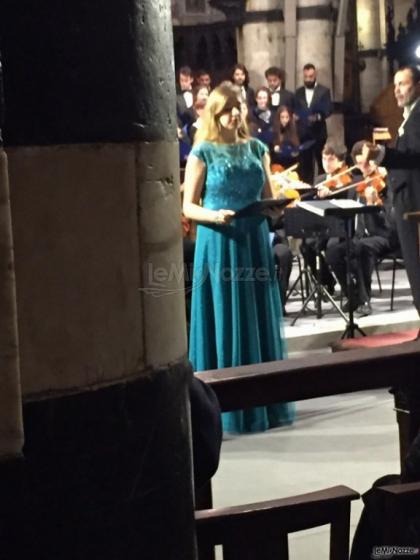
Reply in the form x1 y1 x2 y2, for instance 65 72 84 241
194 81 250 144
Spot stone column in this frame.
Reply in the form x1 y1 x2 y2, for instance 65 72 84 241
296 0 334 90
284 0 297 92
0 1 196 559
238 0 285 88
357 0 386 113
295 0 342 143
0 56 23 461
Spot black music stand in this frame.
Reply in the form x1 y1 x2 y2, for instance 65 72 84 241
284 206 349 324
297 200 381 339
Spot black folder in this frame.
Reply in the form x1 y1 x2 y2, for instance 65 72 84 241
235 198 294 218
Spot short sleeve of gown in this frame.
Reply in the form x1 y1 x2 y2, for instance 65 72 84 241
190 142 208 164
252 138 269 159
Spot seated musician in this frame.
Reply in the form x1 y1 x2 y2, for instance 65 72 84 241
325 140 399 316
299 143 350 295
269 162 305 313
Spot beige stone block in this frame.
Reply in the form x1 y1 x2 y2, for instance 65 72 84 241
296 19 333 89
6 142 186 398
360 57 384 113
242 21 285 87
8 144 143 396
357 0 382 49
247 0 280 10
136 142 187 368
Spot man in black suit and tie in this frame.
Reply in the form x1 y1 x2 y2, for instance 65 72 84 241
365 65 420 318
295 63 333 183
264 66 295 112
176 66 194 127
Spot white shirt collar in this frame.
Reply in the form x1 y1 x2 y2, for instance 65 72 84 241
183 90 193 109
403 96 419 119
398 96 419 136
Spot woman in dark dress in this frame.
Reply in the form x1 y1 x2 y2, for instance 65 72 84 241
271 105 300 168
250 86 275 148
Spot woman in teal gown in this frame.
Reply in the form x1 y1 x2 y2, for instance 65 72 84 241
183 82 295 433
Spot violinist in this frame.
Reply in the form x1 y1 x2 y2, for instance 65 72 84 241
315 145 354 199
300 143 349 296
325 140 399 316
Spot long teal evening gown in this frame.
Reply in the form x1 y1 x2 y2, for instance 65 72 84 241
189 138 295 433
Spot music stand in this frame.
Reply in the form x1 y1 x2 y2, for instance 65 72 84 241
284 207 348 324
297 200 381 339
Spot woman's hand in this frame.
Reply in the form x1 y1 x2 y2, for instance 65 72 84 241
214 209 235 225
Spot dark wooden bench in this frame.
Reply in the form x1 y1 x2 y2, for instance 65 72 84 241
195 485 359 560
196 343 420 556
199 342 420 471
379 481 420 544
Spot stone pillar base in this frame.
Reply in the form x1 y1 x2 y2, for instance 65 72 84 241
0 361 196 560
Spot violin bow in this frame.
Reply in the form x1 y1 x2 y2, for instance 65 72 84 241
313 164 359 190
323 174 382 198
276 163 299 176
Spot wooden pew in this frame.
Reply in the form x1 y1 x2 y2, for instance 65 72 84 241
199 343 420 413
196 343 420 555
378 481 420 544
199 342 420 469
196 485 359 560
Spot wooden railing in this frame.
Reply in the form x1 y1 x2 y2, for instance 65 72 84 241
200 342 420 468
194 342 420 558
196 485 359 560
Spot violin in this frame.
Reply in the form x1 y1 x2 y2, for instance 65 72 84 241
355 167 387 196
314 164 358 192
271 163 313 203
271 163 286 174
322 167 387 200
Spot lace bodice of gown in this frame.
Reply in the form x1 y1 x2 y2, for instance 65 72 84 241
190 138 267 212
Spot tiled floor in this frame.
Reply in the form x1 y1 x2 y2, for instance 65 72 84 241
211 264 419 558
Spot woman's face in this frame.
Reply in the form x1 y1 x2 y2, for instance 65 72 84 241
279 110 290 127
217 98 241 130
256 91 269 110
196 87 209 105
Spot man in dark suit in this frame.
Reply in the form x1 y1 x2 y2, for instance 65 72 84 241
365 65 420 317
176 66 194 127
295 63 333 183
264 66 295 112
231 63 255 109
